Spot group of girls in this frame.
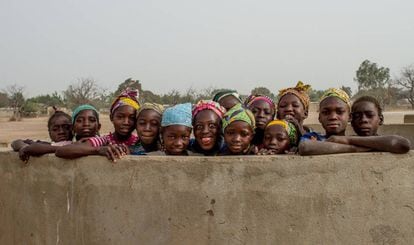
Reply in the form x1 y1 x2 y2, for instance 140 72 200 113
11 81 411 162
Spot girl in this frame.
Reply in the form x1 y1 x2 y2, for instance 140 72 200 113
244 94 276 147
55 89 139 161
11 109 73 162
189 100 226 155
71 104 101 141
149 103 194 156
277 81 311 133
219 103 256 155
257 119 300 155
129 103 164 155
212 89 243 111
326 96 411 153
299 88 369 155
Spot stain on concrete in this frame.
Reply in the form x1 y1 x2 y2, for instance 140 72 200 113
206 210 214 216
369 225 399 245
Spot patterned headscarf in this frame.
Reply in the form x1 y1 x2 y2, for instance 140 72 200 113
71 104 99 125
161 103 192 128
137 103 165 118
244 94 275 109
212 89 243 103
192 100 226 120
266 119 298 146
222 103 256 132
320 88 351 109
278 81 311 112
110 88 140 116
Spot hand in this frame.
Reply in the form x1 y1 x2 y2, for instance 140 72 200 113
326 135 351 145
256 148 277 155
98 143 129 162
18 146 30 163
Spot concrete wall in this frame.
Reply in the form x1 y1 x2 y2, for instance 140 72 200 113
1 151 414 245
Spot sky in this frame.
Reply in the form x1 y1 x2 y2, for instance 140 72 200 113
1 0 414 97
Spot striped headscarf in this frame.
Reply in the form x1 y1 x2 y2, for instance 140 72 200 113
161 103 192 128
266 119 298 146
278 81 311 112
212 89 243 103
320 88 351 109
137 103 165 118
192 100 226 120
222 103 255 132
110 89 140 117
71 104 99 125
244 94 275 109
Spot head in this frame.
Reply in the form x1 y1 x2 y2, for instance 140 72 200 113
136 103 164 145
222 104 255 154
161 103 193 155
212 90 243 111
110 89 140 138
192 100 226 151
72 105 101 141
48 111 72 142
263 120 299 154
351 96 383 136
245 95 275 130
277 81 310 124
318 88 351 137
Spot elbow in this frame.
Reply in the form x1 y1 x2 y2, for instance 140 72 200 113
298 142 311 156
390 137 411 154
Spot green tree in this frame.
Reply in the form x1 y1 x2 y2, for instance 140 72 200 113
309 89 326 102
340 86 352 98
355 60 390 91
250 86 275 100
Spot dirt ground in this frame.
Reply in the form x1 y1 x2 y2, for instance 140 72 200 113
0 111 412 146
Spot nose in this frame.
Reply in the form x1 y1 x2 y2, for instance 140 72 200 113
174 138 184 147
269 137 278 146
202 125 210 134
327 112 338 120
257 109 265 118
360 114 369 123
144 123 151 131
285 104 293 112
232 134 241 143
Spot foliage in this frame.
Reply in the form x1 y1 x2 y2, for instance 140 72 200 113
355 60 390 91
340 86 352 98
250 86 275 100
309 89 326 102
26 92 64 108
0 92 8 108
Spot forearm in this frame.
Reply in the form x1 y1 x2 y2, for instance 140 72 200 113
55 144 100 159
11 140 29 151
299 141 370 156
348 136 411 154
24 143 59 156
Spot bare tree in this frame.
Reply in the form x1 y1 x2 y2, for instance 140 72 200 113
395 65 414 109
63 78 103 110
4 84 25 121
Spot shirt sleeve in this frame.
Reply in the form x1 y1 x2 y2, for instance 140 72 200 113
88 135 109 147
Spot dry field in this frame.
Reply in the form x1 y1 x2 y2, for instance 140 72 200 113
0 110 412 147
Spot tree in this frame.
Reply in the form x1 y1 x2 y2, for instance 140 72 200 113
4 84 25 121
63 78 104 110
340 86 352 98
0 92 8 108
354 60 392 106
355 60 390 91
309 89 326 102
250 86 275 100
395 65 414 109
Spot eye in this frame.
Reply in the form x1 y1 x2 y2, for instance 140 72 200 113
195 125 203 130
208 124 217 129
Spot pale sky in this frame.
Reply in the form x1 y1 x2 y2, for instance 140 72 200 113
1 0 414 97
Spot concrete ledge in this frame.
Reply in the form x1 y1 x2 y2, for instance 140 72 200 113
404 114 414 123
1 151 414 245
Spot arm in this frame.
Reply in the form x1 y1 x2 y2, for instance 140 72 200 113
327 135 411 154
55 142 129 162
298 140 370 156
11 139 31 151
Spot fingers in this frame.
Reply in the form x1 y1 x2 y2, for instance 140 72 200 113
105 144 129 163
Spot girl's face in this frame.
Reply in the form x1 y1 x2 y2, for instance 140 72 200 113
162 125 192 155
218 95 240 111
111 105 137 137
249 100 275 130
263 124 290 154
49 115 72 142
224 121 254 154
318 97 350 136
73 110 101 139
136 109 161 145
277 94 307 124
351 101 382 136
194 110 221 151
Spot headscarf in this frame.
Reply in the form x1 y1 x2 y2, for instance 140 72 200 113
137 103 164 118
278 81 311 111
212 89 243 103
266 119 298 146
222 103 255 132
71 104 99 124
192 100 226 120
110 89 140 117
244 94 275 109
320 88 351 109
161 103 192 128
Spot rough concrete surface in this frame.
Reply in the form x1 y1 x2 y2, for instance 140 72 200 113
1 151 414 245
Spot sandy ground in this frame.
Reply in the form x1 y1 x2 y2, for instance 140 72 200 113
0 111 413 146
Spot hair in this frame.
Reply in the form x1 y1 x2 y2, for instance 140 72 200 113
47 107 71 130
74 110 100 123
352 96 383 117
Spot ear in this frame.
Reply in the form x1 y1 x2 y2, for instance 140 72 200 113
97 123 102 131
304 110 308 119
379 115 384 125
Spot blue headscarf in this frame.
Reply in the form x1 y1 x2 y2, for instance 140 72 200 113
161 103 192 128
72 104 99 124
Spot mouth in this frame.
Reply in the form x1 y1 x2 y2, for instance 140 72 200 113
229 144 242 151
326 123 340 129
200 136 214 145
